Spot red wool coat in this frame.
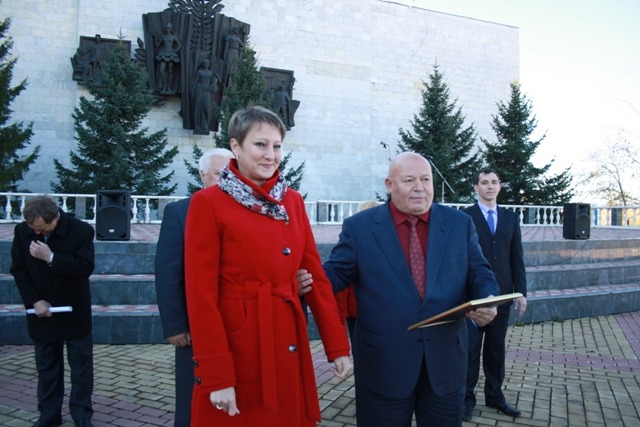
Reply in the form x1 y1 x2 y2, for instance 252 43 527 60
184 173 350 427
334 284 357 323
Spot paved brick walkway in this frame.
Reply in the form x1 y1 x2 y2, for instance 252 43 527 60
1 311 640 426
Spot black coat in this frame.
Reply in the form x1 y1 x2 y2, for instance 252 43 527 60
154 197 191 338
11 210 95 342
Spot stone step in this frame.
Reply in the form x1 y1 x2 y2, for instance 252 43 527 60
3 237 640 275
321 238 640 268
0 274 156 305
0 304 163 345
0 241 157 275
521 238 640 267
4 258 640 306
512 283 640 324
526 259 640 292
3 282 640 345
90 274 156 305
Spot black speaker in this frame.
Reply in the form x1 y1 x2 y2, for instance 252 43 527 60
96 190 131 241
563 203 590 240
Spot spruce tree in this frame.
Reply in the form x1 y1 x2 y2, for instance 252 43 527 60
185 144 205 195
398 64 482 203
482 81 573 205
186 38 305 193
52 41 178 196
0 18 39 191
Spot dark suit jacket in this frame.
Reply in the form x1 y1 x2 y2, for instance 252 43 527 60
11 210 95 342
323 202 499 398
462 203 527 303
155 198 191 339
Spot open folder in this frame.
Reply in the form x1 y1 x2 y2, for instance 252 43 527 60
407 292 523 330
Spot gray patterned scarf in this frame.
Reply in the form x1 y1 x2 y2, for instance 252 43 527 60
217 159 289 222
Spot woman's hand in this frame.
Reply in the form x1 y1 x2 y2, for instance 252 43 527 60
210 387 240 416
333 356 353 379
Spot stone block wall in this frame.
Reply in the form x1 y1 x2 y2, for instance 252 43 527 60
2 0 518 200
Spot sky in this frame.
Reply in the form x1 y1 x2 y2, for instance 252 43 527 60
393 0 640 180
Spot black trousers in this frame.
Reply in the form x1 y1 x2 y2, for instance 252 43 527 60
465 308 510 408
34 334 94 423
174 345 194 427
356 362 463 427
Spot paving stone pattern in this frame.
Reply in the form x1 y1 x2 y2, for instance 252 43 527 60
1 312 639 426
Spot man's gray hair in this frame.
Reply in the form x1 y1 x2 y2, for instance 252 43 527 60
199 148 234 173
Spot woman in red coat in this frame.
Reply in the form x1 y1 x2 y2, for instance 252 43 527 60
184 106 352 426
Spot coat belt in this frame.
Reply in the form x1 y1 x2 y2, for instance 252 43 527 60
219 281 320 419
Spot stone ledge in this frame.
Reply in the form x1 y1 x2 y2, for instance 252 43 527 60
3 282 640 344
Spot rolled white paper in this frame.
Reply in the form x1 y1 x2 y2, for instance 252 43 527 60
26 306 73 314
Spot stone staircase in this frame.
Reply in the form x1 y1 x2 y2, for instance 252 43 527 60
514 238 640 323
0 239 162 344
1 231 640 344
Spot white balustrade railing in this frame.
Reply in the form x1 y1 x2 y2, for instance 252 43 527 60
0 192 186 224
1 192 638 228
315 200 376 224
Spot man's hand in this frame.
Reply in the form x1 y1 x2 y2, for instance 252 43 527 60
29 241 52 262
466 306 497 327
33 299 53 318
514 296 527 317
166 332 191 347
297 269 313 296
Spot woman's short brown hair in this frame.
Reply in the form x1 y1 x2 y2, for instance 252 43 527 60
228 105 286 146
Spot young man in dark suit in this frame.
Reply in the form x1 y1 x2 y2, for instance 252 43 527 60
11 196 95 427
462 168 528 421
323 152 500 427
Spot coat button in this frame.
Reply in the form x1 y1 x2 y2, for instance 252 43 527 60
282 247 291 256
288 345 297 352
195 376 202 384
192 359 199 367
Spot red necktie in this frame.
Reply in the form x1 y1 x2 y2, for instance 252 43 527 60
407 217 426 299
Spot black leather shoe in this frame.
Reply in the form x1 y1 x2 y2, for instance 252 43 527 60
486 401 521 417
462 405 473 421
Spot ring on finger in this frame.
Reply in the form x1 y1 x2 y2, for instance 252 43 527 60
215 404 224 410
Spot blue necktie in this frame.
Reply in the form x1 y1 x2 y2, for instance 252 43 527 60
487 209 495 235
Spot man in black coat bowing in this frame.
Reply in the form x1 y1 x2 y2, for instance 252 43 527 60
11 195 95 427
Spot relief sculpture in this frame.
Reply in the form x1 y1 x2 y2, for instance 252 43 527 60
262 67 300 130
70 1 300 135
71 35 131 85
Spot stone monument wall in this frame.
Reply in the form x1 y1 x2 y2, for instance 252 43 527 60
2 0 518 201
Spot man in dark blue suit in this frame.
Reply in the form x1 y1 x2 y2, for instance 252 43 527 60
155 148 233 427
462 168 527 421
323 152 500 427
